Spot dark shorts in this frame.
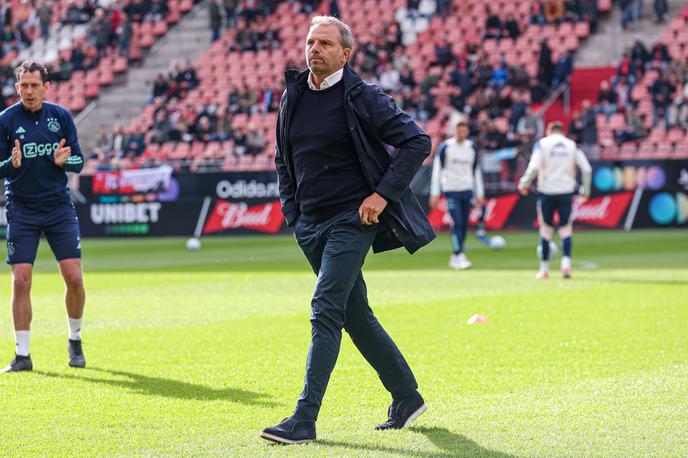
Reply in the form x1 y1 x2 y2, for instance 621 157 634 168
6 200 81 265
538 193 574 227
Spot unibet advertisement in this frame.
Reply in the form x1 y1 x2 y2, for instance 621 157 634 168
75 169 286 237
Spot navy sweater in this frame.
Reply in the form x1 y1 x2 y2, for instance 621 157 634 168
289 82 370 223
0 102 84 203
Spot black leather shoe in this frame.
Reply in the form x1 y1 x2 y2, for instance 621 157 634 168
68 339 86 368
1 354 33 373
260 415 316 444
376 391 427 430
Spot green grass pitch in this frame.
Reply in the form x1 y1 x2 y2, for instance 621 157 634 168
0 229 686 457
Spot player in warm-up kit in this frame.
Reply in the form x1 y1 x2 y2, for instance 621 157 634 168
430 117 484 270
517 121 592 279
1 61 86 373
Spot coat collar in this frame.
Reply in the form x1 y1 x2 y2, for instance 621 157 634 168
285 63 363 95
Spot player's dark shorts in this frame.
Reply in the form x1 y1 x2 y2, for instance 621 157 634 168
537 193 574 227
5 200 81 264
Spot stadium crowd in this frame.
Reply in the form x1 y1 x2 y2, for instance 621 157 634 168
575 37 688 148
14 0 688 172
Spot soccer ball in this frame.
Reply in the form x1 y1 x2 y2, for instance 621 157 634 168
186 237 202 251
536 241 559 260
489 235 506 250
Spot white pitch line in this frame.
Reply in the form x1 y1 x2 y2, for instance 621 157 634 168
575 260 599 270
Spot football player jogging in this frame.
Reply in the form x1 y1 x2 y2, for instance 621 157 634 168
517 121 592 279
1 61 86 373
429 117 484 270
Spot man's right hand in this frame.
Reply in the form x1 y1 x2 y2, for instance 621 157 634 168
429 195 439 209
517 183 529 196
12 140 21 168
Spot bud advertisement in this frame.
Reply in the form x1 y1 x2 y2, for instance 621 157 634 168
427 159 688 231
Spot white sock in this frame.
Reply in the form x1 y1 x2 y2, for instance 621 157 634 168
69 317 83 341
15 331 30 357
540 260 549 272
561 256 571 271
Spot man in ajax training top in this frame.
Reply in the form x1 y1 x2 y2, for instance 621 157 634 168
0 61 86 373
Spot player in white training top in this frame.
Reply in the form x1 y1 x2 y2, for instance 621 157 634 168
430 117 484 270
517 121 592 279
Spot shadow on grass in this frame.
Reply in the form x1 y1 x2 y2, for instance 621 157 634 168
35 367 278 407
317 426 518 457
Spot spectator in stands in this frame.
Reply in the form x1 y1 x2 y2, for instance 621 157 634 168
54 56 74 81
0 1 10 28
117 12 133 58
14 0 33 46
517 105 544 143
552 50 573 89
510 90 528 128
630 40 649 70
224 0 238 27
503 14 520 39
125 125 146 157
90 9 112 58
436 0 451 16
650 71 675 130
614 108 647 144
379 63 400 91
177 59 199 91
489 57 510 88
70 41 96 71
568 110 583 143
245 124 266 156
529 1 546 26
328 0 341 18
209 0 222 42
151 73 169 100
563 0 582 22
538 39 554 87
649 42 670 68
529 76 549 106
193 116 217 142
579 99 597 149
654 0 668 22
433 34 453 67
106 123 127 153
669 81 688 129
36 0 52 39
581 0 598 31
124 0 152 23
620 0 635 30
614 76 631 111
399 64 416 89
595 80 617 119
479 119 507 150
544 0 565 23
64 0 95 25
150 0 169 22
483 6 502 40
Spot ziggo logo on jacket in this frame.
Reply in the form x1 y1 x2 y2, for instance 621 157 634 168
22 142 60 158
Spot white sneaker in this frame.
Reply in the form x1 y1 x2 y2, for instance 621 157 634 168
561 256 572 278
536 270 549 279
450 253 472 270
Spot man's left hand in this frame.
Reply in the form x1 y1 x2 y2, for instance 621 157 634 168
359 192 388 225
53 139 71 168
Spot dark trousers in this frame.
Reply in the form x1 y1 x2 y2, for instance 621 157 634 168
446 190 473 254
293 208 418 421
